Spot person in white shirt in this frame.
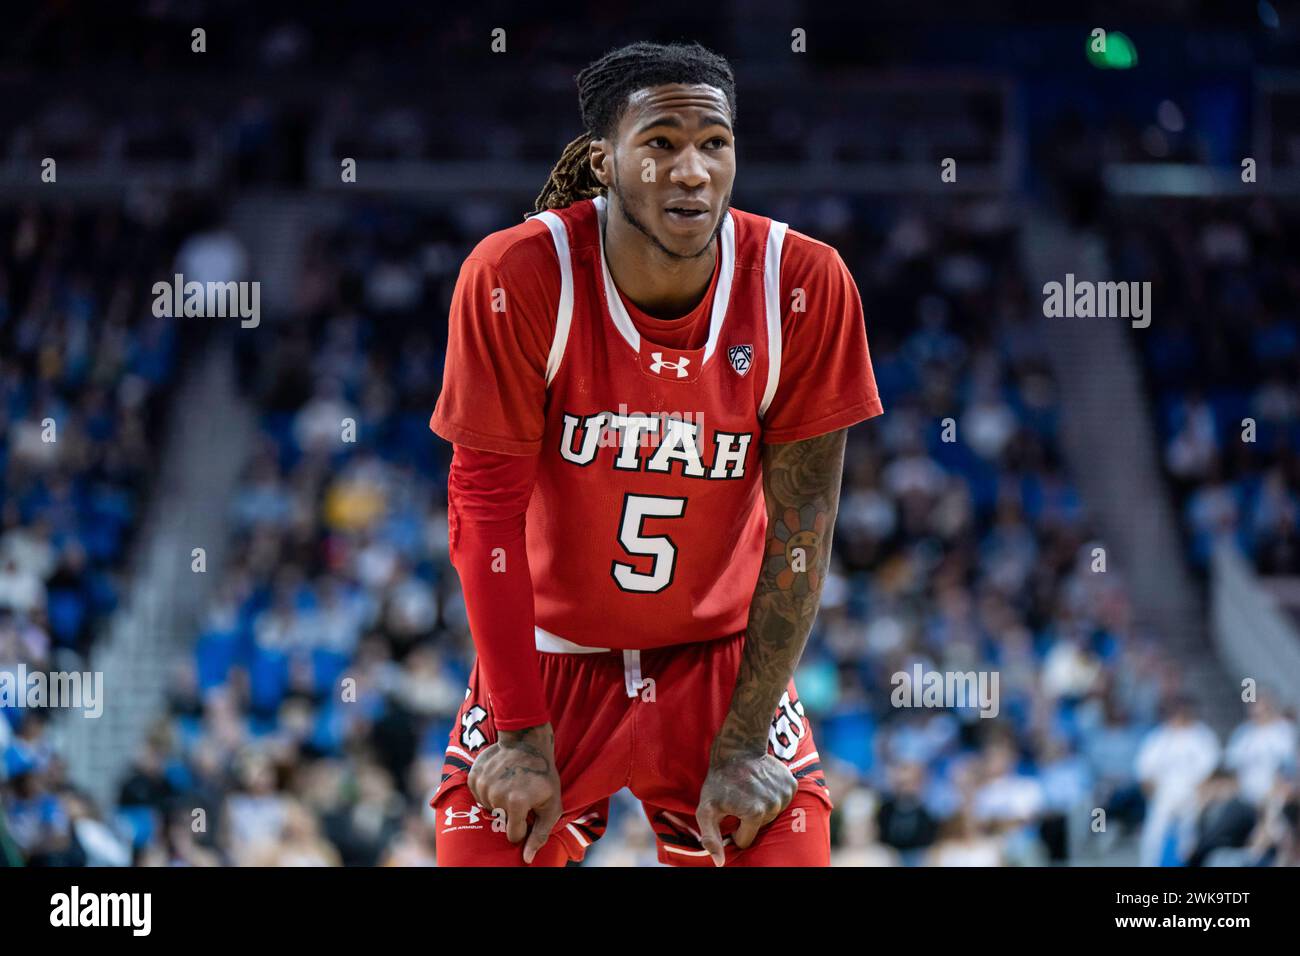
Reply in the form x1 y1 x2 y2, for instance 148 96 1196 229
1135 697 1221 866
1224 695 1297 806
973 740 1047 826
925 811 1004 867
0 556 44 615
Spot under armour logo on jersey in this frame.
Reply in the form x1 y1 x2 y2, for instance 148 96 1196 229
648 352 690 379
444 805 482 827
728 344 753 376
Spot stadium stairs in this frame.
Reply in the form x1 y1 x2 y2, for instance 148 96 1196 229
56 342 257 813
1019 209 1239 737
228 192 342 314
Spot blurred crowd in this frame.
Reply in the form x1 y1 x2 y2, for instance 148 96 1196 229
0 200 190 863
1109 198 1300 575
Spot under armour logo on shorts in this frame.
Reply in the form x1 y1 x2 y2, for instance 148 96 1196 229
444 805 482 827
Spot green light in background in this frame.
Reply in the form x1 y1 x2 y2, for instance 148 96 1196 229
1086 31 1138 70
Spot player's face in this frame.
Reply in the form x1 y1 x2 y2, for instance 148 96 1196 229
601 83 735 260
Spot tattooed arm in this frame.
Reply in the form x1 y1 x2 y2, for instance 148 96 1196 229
695 428 847 864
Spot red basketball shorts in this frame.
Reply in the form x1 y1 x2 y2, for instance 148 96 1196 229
431 631 832 866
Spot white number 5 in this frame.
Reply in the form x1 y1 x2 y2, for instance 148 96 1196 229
611 494 686 593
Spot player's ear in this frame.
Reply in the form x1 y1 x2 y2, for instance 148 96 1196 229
589 139 612 189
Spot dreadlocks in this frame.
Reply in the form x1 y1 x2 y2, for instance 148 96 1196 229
528 41 736 219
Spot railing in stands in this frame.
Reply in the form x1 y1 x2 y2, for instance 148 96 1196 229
1211 534 1300 713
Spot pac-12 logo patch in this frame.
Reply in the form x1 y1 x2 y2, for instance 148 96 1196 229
728 344 753 376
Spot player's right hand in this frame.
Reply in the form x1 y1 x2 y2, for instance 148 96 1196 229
467 722 563 864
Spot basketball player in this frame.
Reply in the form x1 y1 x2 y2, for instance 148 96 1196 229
429 41 883 866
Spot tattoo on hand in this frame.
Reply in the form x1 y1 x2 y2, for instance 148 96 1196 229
494 726 554 777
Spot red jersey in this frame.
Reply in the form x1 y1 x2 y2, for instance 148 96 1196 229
431 195 882 651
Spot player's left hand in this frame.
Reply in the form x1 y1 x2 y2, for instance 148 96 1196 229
694 751 797 866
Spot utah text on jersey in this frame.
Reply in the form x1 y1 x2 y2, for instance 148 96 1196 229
558 409 752 480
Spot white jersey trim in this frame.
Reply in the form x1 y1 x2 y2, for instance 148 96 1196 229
566 823 591 848
535 626 609 653
758 218 788 418
592 194 736 364
533 210 575 387
787 751 820 771
702 212 736 364
445 745 477 765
